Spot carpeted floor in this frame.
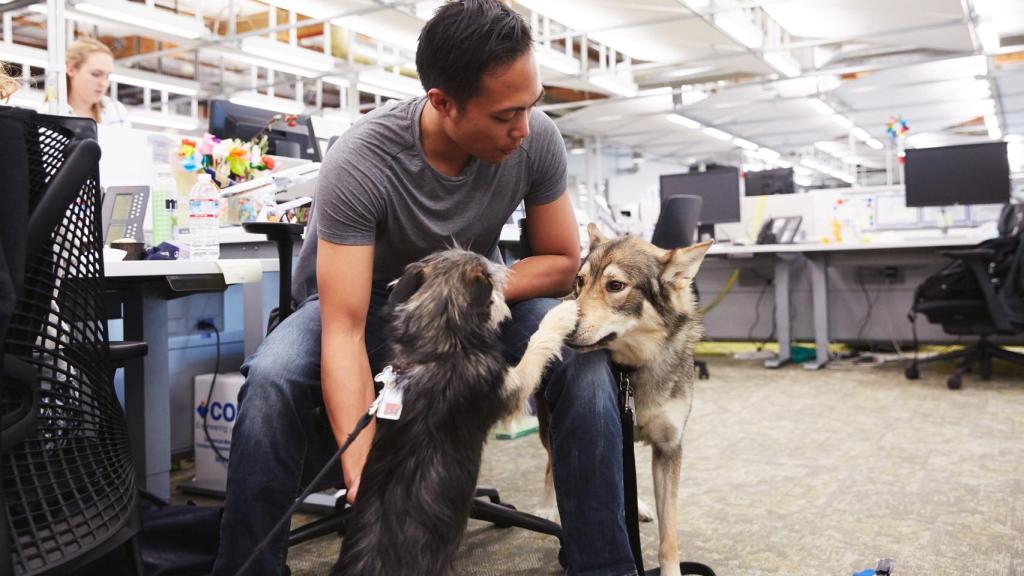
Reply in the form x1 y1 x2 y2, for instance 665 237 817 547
173 355 1024 576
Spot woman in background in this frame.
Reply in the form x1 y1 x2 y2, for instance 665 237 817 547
64 37 129 125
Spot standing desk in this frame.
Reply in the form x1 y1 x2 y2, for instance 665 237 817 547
105 258 279 499
708 236 984 370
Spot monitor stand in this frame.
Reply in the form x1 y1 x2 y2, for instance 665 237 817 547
697 224 716 243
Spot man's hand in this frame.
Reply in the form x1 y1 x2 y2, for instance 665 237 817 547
504 193 581 302
318 239 377 505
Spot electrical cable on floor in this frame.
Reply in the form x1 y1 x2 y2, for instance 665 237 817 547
855 268 884 351
198 320 229 463
744 276 773 349
699 268 741 315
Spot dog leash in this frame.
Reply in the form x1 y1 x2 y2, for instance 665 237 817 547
232 367 400 576
613 363 718 576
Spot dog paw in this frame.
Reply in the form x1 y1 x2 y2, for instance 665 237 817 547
534 506 560 523
637 498 655 523
539 300 578 340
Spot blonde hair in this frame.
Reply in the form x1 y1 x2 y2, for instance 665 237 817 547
66 37 113 122
0 62 18 101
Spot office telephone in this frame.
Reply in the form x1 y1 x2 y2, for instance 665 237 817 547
101 185 149 245
756 216 802 244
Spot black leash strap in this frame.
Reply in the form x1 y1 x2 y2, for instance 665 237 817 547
617 367 645 575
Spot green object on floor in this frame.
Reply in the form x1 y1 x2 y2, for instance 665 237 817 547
791 345 817 364
493 414 538 440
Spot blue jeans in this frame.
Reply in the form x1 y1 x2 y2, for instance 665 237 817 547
212 294 636 576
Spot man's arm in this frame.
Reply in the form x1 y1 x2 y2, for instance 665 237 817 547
317 239 377 504
503 193 581 303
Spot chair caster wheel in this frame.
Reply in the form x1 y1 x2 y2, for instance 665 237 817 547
947 375 961 390
905 366 919 380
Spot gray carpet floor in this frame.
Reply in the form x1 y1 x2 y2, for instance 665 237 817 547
173 355 1024 576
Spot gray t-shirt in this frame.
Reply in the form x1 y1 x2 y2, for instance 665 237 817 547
313 96 566 289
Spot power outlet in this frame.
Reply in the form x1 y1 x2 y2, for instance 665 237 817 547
196 317 216 335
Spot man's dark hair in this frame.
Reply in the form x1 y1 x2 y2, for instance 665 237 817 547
416 0 533 105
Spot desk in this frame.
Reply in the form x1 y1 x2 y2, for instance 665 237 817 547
707 236 984 369
106 258 279 499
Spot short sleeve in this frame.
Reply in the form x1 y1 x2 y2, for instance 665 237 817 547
315 140 387 246
523 110 567 206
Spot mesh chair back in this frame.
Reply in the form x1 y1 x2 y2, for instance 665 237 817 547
652 195 702 249
2 111 137 575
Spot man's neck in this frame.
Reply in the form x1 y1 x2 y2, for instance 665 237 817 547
419 103 471 178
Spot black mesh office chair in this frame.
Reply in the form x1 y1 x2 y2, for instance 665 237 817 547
651 194 710 380
906 203 1024 390
2 107 148 575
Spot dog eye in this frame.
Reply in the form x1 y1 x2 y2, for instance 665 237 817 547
606 280 626 293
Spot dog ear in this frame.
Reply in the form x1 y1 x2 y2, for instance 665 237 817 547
468 272 494 317
659 239 714 286
587 223 607 248
389 263 426 305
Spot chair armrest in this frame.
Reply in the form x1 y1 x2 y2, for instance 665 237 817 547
108 340 148 363
941 248 996 260
242 222 304 243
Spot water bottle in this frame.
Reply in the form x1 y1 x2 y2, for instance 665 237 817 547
150 165 177 246
187 173 221 261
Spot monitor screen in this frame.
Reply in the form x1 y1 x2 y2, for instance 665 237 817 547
659 168 741 224
208 100 321 162
904 142 1010 208
744 167 795 196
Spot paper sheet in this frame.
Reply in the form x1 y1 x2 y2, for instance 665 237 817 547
215 259 262 284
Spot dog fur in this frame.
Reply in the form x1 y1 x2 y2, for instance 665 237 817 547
331 248 578 576
535 224 712 576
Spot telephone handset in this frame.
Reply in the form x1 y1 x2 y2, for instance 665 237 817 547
756 216 802 244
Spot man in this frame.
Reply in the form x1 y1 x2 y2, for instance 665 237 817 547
212 2 637 575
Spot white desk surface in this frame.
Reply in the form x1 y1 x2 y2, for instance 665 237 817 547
105 258 280 277
708 235 986 256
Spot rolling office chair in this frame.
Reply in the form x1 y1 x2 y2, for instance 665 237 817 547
651 194 710 380
2 108 148 575
905 203 1024 390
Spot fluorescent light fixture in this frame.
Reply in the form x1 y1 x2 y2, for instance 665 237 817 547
851 127 871 142
714 10 763 48
832 115 853 129
127 110 199 131
793 165 813 176
110 67 198 96
588 71 638 98
756 148 781 161
358 70 425 99
984 114 1002 140
208 46 325 79
241 37 335 73
75 0 208 39
866 138 884 150
808 98 834 115
703 127 733 141
322 76 351 88
230 92 305 115
794 175 813 187
666 113 701 129
534 44 580 76
0 43 49 69
976 22 1000 53
733 137 759 151
763 51 801 78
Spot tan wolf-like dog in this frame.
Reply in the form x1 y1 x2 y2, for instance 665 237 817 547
536 223 713 576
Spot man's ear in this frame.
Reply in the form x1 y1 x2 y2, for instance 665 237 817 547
659 240 714 286
587 223 607 249
426 88 455 118
389 263 426 305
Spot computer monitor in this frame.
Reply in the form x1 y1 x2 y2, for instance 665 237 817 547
904 142 1009 208
660 168 741 240
208 99 321 162
744 167 795 196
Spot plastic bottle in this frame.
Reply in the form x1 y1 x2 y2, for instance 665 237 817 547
187 173 221 261
150 165 177 246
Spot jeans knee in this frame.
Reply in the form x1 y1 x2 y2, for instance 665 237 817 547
545 348 616 412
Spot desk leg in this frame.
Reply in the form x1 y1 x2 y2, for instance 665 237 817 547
122 288 171 499
764 255 792 369
804 253 830 370
242 278 266 359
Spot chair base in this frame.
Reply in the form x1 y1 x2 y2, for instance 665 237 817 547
287 486 563 548
905 337 1024 389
